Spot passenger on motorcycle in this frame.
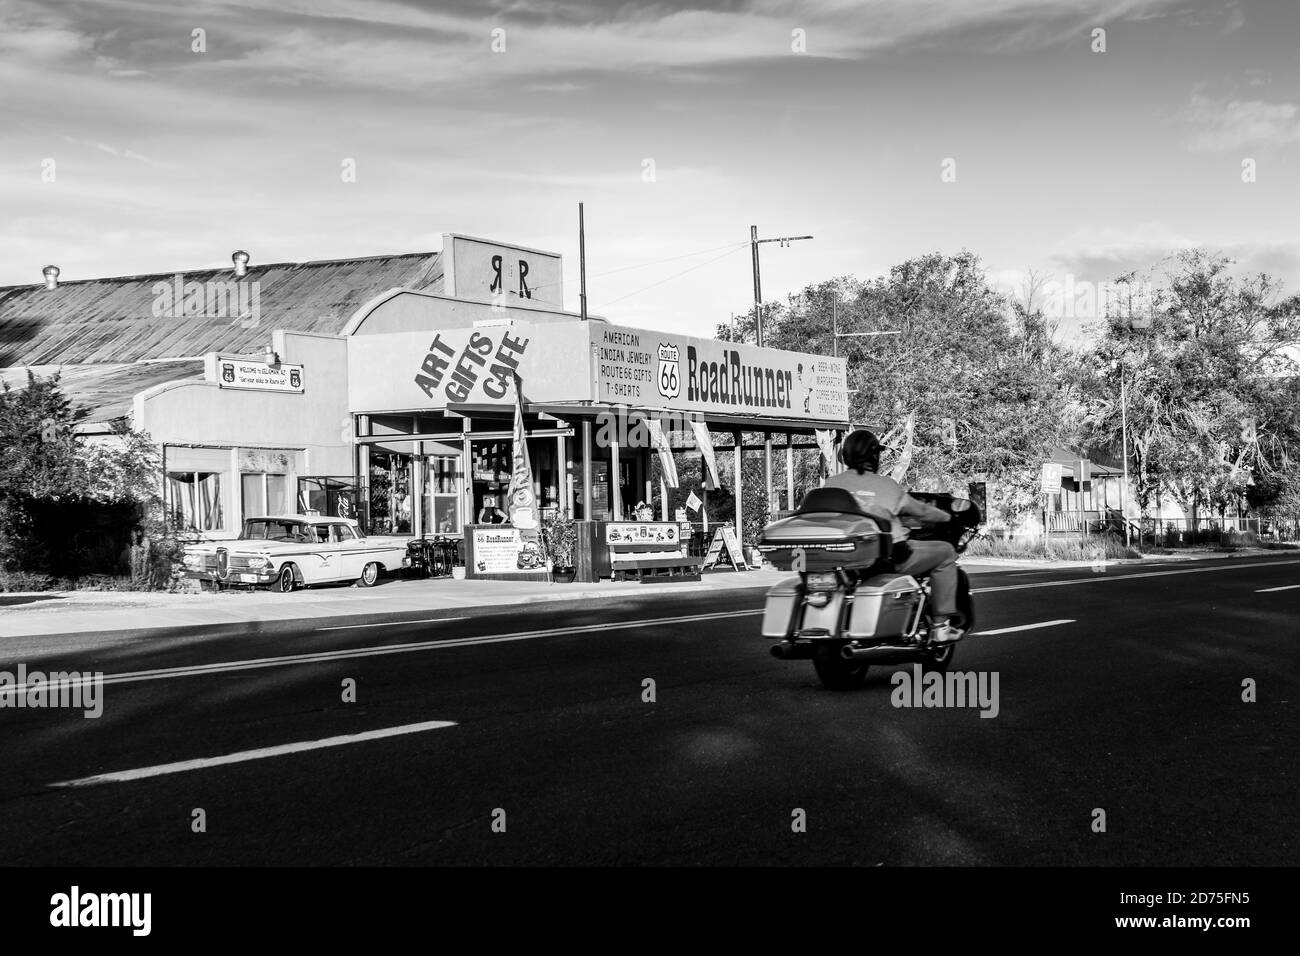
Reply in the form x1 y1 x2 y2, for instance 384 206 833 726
824 429 963 644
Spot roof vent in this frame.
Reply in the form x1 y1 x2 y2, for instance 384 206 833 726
42 265 60 290
232 250 250 277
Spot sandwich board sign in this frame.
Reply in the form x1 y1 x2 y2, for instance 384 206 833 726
702 526 748 571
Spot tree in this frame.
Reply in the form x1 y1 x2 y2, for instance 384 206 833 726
1082 250 1300 526
752 252 1084 528
0 372 165 584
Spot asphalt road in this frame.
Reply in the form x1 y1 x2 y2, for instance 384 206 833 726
0 555 1295 866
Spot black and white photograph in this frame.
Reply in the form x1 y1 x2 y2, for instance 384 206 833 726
0 0 1294 938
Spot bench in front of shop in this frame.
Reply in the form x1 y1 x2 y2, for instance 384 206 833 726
608 543 702 582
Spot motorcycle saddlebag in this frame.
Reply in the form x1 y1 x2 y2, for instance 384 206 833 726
846 573 923 639
760 576 803 638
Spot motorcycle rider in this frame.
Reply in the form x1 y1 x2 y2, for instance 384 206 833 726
824 429 963 644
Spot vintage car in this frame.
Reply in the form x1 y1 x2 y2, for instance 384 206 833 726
183 515 412 592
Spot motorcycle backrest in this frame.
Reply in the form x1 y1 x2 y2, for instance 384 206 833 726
796 488 892 534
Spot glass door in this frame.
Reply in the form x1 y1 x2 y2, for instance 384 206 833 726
422 454 464 535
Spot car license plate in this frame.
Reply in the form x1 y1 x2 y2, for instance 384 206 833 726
239 573 259 583
805 572 838 590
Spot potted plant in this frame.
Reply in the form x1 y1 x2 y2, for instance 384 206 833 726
541 515 578 583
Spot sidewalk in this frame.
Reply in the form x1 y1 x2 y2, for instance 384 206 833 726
2 547 1290 643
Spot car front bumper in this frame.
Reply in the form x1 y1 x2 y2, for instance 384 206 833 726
185 568 278 585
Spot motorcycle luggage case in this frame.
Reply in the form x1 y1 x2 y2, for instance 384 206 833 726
846 573 923 639
757 512 889 572
761 576 802 638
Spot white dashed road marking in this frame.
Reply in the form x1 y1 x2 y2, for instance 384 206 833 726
50 720 458 787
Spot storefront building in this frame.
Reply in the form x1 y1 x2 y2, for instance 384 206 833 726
0 234 849 571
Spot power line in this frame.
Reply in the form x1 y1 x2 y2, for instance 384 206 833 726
597 244 749 308
527 240 750 294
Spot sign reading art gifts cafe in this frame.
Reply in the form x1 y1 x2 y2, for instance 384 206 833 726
346 321 847 420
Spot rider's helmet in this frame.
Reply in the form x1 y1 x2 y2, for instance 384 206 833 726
840 429 884 473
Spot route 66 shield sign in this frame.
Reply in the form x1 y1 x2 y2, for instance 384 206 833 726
657 343 680 399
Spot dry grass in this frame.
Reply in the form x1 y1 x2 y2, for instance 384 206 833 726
966 536 1142 561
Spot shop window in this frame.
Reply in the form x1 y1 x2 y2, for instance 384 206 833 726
298 477 360 522
241 473 288 518
167 472 224 531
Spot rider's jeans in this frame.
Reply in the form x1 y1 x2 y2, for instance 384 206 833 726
895 540 958 617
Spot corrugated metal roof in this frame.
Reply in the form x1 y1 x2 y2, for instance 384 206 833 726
0 360 205 425
0 251 443 366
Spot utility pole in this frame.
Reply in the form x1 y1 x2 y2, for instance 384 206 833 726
749 225 813 348
1121 367 1131 548
578 203 588 321
748 225 812 522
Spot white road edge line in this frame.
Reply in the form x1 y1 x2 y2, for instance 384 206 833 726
974 619 1074 636
316 616 469 631
49 720 458 788
1255 584 1300 592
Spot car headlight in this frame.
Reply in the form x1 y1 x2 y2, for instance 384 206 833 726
183 553 203 568
247 556 270 569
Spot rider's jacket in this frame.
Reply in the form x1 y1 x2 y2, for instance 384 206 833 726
824 469 920 544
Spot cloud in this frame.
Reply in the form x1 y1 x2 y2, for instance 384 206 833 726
1183 94 1300 152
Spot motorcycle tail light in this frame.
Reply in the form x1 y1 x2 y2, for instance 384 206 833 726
805 592 831 608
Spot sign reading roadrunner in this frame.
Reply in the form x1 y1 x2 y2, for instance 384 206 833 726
592 323 847 422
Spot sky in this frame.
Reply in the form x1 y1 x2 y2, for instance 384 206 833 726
2 0 1298 343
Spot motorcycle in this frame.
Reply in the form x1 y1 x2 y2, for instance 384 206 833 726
756 488 982 691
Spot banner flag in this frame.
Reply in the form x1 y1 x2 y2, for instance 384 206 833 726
646 418 679 488
691 420 719 490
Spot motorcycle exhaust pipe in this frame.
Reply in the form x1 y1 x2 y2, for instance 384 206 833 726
770 642 812 660
840 643 919 661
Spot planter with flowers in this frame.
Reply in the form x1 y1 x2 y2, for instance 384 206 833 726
541 515 578 583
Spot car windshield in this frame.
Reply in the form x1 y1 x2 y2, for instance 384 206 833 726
243 519 309 542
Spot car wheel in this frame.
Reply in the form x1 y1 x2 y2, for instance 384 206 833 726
275 564 298 593
358 562 380 588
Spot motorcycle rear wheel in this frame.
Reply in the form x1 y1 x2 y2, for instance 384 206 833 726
813 644 869 691
921 642 956 674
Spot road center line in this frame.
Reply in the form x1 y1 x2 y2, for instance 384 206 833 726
971 558 1300 594
4 609 764 692
974 619 1074 636
12 560 1293 692
1255 584 1300 592
49 720 458 788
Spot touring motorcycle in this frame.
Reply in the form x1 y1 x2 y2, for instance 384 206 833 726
756 488 981 690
